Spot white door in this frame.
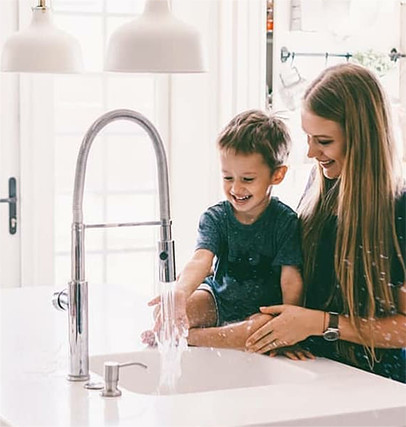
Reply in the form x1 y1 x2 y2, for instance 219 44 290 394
0 4 20 288
0 2 56 288
0 75 20 288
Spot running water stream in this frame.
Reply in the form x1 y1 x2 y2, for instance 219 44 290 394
156 282 188 394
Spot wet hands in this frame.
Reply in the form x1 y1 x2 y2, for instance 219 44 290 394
141 287 189 347
245 305 316 358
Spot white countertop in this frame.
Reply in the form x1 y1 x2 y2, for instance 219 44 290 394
1 285 406 427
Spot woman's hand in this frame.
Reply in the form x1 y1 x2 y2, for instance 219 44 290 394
245 305 323 354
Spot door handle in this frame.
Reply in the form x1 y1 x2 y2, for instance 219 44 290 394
0 177 17 234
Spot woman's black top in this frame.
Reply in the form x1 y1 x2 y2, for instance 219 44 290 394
302 188 406 383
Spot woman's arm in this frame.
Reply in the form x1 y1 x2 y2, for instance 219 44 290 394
188 313 314 360
340 282 406 347
245 283 406 353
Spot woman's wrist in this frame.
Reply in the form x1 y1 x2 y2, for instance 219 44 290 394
310 309 326 336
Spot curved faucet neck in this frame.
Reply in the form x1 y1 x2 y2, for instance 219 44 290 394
72 109 172 240
71 109 176 284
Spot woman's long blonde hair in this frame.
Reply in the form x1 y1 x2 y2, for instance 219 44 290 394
299 63 405 363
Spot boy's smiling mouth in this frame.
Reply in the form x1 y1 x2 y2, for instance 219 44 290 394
231 194 252 202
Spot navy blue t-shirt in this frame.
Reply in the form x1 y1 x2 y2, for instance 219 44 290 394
196 198 302 324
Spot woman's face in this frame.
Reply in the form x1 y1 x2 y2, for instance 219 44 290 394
301 108 346 179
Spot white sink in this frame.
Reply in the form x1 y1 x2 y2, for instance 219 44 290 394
90 347 317 395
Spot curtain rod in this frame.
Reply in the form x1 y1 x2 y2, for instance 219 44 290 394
280 46 405 63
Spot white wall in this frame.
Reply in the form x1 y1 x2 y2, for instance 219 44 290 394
271 0 405 209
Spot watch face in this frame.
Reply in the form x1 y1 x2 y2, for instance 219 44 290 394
323 328 339 341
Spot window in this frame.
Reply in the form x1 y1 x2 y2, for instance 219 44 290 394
51 0 167 296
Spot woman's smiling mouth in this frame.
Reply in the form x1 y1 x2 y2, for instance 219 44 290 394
318 159 334 168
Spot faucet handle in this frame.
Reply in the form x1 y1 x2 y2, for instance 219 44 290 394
101 361 147 397
52 289 68 311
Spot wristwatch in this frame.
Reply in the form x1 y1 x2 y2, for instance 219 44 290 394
323 312 340 341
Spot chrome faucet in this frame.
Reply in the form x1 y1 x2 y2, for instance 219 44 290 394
53 109 176 381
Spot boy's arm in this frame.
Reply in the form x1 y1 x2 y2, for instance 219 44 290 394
280 265 303 306
148 248 214 305
176 248 214 298
147 248 214 333
187 313 272 349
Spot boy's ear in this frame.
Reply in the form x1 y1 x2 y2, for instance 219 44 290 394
271 165 287 185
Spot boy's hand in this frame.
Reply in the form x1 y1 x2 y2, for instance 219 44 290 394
146 294 163 332
146 288 189 344
267 344 315 361
141 329 157 347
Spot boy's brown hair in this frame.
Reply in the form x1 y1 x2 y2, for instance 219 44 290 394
217 109 291 172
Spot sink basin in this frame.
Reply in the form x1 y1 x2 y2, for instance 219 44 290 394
90 347 317 395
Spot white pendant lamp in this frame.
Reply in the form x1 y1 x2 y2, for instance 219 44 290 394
105 0 206 73
1 1 83 73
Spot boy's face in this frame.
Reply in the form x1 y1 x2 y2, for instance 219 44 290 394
220 149 285 224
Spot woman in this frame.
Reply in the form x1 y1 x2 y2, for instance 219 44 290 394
246 63 406 383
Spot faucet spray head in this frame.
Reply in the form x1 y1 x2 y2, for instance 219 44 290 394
158 239 176 282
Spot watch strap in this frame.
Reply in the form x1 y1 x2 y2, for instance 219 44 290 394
328 312 339 329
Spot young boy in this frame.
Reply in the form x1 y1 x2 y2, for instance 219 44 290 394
143 109 303 352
